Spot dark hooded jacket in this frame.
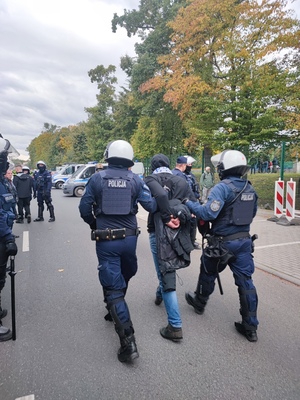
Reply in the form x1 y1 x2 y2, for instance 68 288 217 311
145 154 195 273
13 173 34 198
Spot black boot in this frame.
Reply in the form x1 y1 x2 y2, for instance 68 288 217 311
235 322 258 342
15 216 24 223
27 214 31 223
185 292 207 314
34 207 44 222
118 333 139 363
48 205 55 222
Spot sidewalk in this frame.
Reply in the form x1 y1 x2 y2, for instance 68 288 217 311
250 209 300 286
137 207 300 287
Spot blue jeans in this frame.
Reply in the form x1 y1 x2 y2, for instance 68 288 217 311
149 232 182 328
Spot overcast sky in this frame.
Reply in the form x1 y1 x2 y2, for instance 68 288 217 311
1 0 299 160
0 0 139 159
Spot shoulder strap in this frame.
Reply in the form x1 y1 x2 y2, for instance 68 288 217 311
222 178 248 205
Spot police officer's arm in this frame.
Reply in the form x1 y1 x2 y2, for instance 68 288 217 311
184 184 227 221
135 178 157 214
78 177 97 228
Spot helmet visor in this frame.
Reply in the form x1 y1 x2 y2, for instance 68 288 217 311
6 140 20 158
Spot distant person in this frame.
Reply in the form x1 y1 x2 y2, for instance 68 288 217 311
184 150 259 342
33 161 55 222
14 165 22 174
13 166 34 223
272 158 278 173
4 169 18 218
172 156 188 180
184 156 201 249
200 166 214 203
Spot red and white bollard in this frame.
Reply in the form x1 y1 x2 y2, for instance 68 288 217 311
285 178 296 221
274 179 284 218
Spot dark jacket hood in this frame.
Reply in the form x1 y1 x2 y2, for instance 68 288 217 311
150 154 170 172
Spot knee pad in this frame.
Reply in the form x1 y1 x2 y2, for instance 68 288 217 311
238 286 258 318
162 271 176 292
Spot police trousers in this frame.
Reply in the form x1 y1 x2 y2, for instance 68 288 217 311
198 237 258 328
96 235 138 326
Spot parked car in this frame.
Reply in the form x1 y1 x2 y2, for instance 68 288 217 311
52 164 84 189
63 162 144 197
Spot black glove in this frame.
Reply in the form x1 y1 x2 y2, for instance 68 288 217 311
6 240 18 256
89 220 97 230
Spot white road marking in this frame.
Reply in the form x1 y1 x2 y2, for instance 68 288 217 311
22 231 29 252
15 395 35 400
256 241 300 250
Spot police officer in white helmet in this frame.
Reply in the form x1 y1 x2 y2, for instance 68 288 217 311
79 140 157 362
183 150 259 342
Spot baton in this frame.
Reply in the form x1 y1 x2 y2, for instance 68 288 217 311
216 272 224 295
8 256 17 341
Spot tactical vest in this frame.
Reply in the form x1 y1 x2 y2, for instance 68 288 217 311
0 192 16 228
99 169 137 215
213 179 256 229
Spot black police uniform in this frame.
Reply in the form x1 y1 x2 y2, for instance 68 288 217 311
185 174 259 342
79 164 156 362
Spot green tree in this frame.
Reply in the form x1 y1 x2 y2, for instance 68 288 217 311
141 0 300 157
112 0 189 159
84 65 118 160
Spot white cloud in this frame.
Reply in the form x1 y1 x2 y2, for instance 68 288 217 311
0 0 139 158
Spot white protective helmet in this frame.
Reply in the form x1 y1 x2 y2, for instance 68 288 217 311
104 140 134 167
36 160 46 168
184 155 196 165
211 150 249 179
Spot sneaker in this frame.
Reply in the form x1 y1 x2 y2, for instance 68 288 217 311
160 324 183 342
235 322 258 342
185 292 206 314
48 217 55 222
0 324 12 342
118 335 139 363
15 218 24 224
154 296 163 306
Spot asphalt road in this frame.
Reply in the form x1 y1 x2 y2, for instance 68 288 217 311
0 190 299 400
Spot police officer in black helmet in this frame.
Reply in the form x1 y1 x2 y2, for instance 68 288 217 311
79 140 157 363
184 150 259 342
0 134 18 341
